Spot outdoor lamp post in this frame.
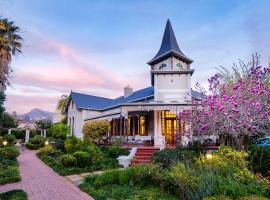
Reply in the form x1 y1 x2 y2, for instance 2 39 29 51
3 140 8 147
206 150 213 160
45 140 49 146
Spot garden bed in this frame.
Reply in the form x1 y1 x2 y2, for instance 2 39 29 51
0 146 21 185
80 165 178 200
37 136 129 176
80 146 270 200
0 190 27 200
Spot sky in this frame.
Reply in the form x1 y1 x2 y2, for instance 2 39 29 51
1 0 270 114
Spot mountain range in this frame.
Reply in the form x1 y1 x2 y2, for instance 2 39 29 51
17 108 53 122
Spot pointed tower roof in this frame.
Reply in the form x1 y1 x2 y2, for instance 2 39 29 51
148 19 193 65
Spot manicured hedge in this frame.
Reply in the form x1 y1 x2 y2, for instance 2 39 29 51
0 190 27 200
0 146 21 185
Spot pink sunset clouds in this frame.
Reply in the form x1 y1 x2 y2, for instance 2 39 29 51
5 31 149 114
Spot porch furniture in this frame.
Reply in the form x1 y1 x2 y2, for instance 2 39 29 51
134 135 152 144
117 147 137 168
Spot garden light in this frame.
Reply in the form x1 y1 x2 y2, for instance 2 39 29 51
3 140 7 146
45 140 49 146
206 150 213 160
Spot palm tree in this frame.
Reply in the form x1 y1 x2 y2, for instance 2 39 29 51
0 18 23 91
57 94 68 114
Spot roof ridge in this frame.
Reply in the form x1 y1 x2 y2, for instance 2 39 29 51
112 86 153 100
71 91 112 100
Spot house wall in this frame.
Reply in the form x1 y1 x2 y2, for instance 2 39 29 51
151 57 192 103
67 101 101 138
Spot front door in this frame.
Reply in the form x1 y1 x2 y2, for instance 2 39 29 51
164 119 176 145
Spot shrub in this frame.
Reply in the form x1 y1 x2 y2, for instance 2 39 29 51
48 123 69 140
11 130 24 139
248 145 270 177
0 146 19 160
26 143 40 150
0 165 21 185
52 139 65 151
152 145 198 168
64 136 80 153
60 154 77 167
93 170 120 187
73 151 90 167
26 135 45 150
101 145 129 158
3 134 16 144
64 136 103 162
38 145 54 155
83 120 110 142
29 135 44 145
0 190 27 200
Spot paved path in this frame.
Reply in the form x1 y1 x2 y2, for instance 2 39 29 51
0 149 94 200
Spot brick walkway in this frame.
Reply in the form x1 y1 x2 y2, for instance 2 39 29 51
0 149 94 200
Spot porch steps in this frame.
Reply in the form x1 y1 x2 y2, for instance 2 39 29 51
131 147 159 166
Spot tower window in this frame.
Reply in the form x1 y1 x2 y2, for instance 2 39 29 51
176 63 183 70
159 63 167 70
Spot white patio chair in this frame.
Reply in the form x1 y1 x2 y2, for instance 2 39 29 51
117 147 137 168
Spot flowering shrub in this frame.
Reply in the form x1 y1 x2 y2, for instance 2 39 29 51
181 66 270 150
83 120 110 142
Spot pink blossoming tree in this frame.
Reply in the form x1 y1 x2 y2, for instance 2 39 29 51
181 65 270 150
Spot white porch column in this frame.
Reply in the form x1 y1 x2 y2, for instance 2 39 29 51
154 110 165 149
25 130 30 143
8 129 12 135
44 130 47 138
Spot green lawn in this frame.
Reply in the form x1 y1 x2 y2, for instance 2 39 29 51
0 190 27 200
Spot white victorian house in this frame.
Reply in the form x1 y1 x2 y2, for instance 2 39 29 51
65 20 201 148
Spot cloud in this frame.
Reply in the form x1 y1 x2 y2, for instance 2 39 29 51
5 94 57 114
6 30 150 113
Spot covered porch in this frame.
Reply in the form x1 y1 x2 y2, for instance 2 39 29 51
86 103 191 148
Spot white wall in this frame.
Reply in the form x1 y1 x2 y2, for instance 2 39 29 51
152 57 192 103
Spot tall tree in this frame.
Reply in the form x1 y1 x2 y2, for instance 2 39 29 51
0 91 5 116
181 65 270 150
0 18 23 90
57 94 68 114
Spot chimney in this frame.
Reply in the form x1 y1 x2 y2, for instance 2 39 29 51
124 85 133 98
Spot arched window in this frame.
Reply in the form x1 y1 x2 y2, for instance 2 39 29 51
176 63 183 70
159 63 167 70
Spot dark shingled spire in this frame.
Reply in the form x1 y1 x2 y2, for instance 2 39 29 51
148 19 192 65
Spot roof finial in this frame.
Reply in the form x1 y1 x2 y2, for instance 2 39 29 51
148 19 193 65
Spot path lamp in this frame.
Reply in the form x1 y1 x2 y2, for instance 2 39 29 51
206 150 213 160
3 140 8 147
45 140 49 146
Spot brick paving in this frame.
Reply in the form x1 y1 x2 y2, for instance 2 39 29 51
0 149 94 200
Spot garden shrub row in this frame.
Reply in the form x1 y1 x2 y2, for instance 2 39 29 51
81 146 270 200
37 136 129 176
0 146 21 185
